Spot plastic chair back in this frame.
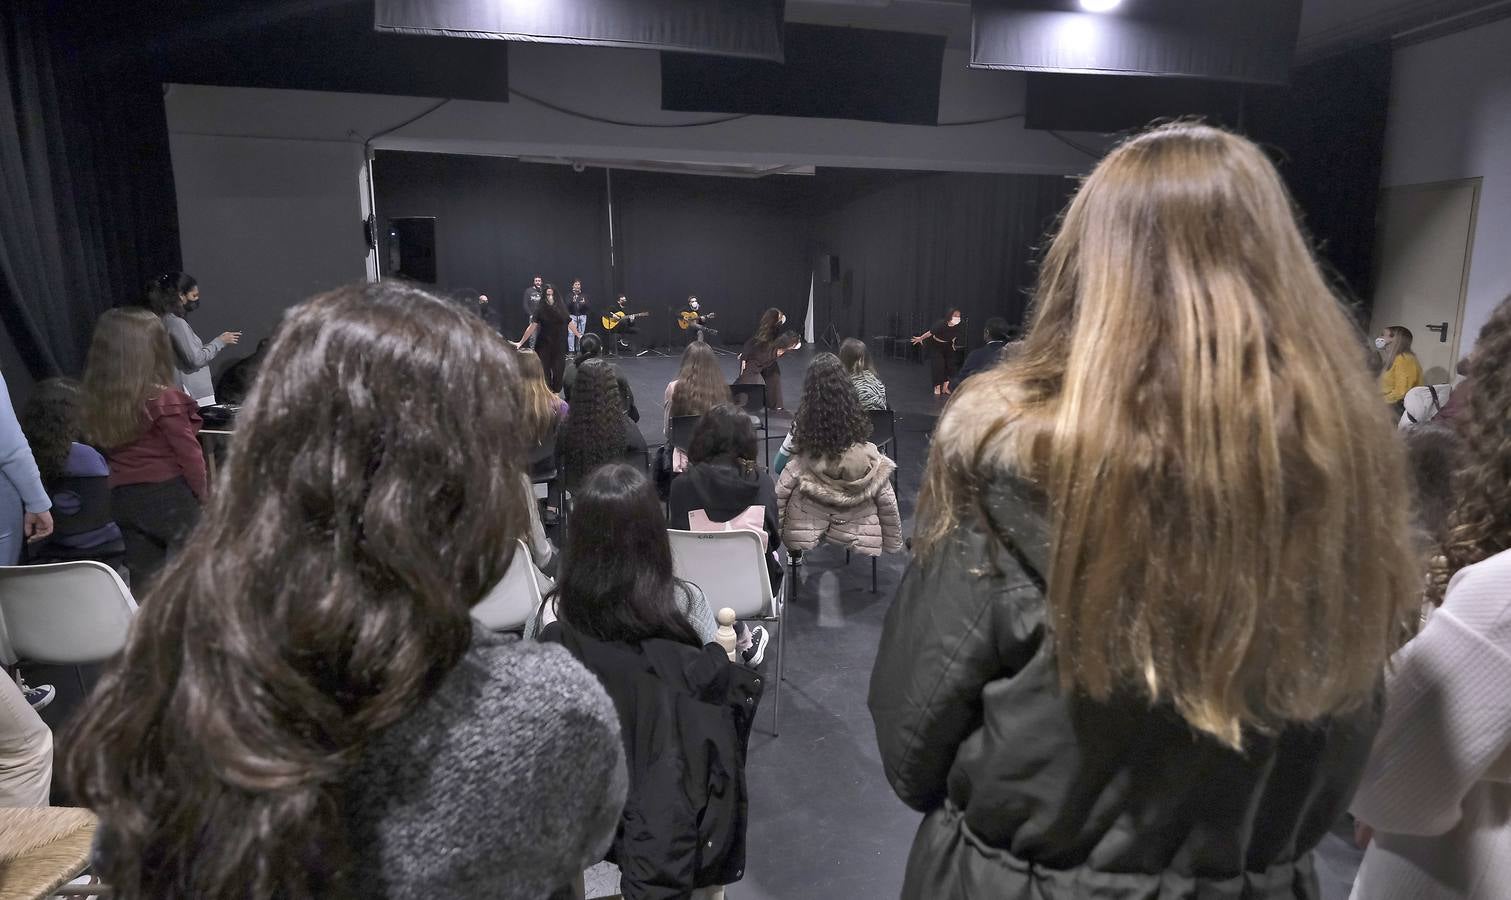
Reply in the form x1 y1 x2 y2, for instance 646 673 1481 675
668 529 774 620
868 409 896 452
471 541 543 632
0 562 138 666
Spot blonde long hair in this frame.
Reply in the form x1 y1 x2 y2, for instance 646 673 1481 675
670 341 730 418
917 123 1417 748
82 308 178 449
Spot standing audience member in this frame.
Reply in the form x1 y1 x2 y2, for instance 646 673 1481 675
516 284 580 392
81 309 206 588
776 353 902 558
910 308 962 398
839 338 889 411
1349 293 1511 900
738 308 800 410
145 273 241 407
539 463 758 900
564 334 640 421
18 379 124 565
1 368 60 723
65 282 626 900
868 123 1420 899
951 316 1015 390
1377 325 1424 409
1 371 53 566
669 403 778 664
563 359 647 491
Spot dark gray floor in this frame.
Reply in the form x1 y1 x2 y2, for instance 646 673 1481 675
609 342 945 899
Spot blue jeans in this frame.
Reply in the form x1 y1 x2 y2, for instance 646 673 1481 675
0 476 23 566
569 315 587 353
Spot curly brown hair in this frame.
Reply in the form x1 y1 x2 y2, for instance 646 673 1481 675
791 352 871 460
669 341 730 418
1432 294 1511 603
563 359 630 489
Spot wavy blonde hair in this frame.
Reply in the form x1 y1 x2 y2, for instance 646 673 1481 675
917 122 1417 748
669 340 730 418
82 308 178 449
517 350 560 443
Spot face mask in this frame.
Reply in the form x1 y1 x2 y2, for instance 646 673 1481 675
184 299 200 313
778 315 786 326
950 317 961 327
1374 337 1388 349
689 300 699 310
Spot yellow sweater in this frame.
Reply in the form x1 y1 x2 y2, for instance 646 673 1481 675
1381 353 1424 403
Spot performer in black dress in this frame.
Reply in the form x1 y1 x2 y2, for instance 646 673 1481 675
912 308 962 397
737 307 801 410
514 284 581 391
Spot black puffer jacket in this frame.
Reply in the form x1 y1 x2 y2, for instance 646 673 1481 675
868 476 1381 900
544 623 763 900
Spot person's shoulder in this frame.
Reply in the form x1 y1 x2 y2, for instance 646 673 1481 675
145 387 195 416
65 442 109 475
1443 549 1511 629
460 632 620 731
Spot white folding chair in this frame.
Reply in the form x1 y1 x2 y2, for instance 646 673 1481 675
0 562 139 678
668 528 785 735
471 540 545 633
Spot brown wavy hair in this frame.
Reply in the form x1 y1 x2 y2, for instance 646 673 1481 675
791 352 871 461
81 308 179 449
669 340 730 418
753 307 784 344
917 122 1418 749
1432 294 1511 603
518 349 562 443
18 379 83 485
63 282 531 899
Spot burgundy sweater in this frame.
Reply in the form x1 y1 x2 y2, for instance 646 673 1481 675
105 388 207 499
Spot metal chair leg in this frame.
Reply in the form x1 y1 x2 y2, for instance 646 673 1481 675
872 556 878 594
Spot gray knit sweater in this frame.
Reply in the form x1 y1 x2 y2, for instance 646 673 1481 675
344 625 627 898
162 313 223 405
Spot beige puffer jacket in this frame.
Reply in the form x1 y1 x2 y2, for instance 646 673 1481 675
776 442 903 557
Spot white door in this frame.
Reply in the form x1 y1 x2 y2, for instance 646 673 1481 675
1370 179 1480 385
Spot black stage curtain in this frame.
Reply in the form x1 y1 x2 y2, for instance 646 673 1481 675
814 170 1072 351
612 171 815 345
373 153 609 337
0 0 181 380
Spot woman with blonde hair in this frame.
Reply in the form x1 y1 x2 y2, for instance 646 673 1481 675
869 123 1420 899
1349 293 1511 900
1377 324 1424 408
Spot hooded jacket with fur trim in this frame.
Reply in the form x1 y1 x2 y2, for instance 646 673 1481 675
775 442 902 557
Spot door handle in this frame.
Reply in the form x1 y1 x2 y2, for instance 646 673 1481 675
1425 322 1449 343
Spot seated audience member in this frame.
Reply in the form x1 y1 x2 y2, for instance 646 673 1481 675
950 316 1015 390
18 379 125 566
563 359 647 492
1402 425 1464 572
776 353 902 558
529 463 715 644
564 334 639 422
81 308 206 588
1377 324 1424 408
1432 353 1476 433
519 350 564 573
1350 294 1511 900
664 340 732 473
839 338 888 411
538 463 758 900
64 283 626 899
213 337 270 406
0 674 51 806
669 403 778 664
521 350 569 424
868 123 1419 899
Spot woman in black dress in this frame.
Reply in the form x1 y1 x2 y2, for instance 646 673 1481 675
738 307 800 410
912 308 962 397
515 284 580 391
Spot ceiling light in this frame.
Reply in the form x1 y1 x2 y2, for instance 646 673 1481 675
1079 0 1122 11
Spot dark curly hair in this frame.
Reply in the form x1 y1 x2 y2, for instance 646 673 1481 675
791 352 871 461
563 358 629 489
688 402 759 470
1432 293 1511 603
18 379 83 485
63 282 531 900
753 308 784 345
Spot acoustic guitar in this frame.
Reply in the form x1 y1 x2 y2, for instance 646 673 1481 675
601 311 651 331
677 311 717 331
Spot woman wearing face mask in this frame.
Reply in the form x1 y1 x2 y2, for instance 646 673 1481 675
1377 325 1423 411
738 308 801 410
515 284 582 392
911 308 962 397
145 273 241 407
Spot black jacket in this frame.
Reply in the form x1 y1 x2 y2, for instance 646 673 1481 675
668 462 780 551
950 340 1010 390
868 476 1380 900
542 623 763 900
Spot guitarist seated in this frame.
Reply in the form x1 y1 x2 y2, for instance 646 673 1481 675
602 295 650 354
678 296 717 343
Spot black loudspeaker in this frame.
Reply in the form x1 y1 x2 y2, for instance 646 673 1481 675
819 254 839 283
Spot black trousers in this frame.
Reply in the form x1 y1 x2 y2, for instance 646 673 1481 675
112 478 200 592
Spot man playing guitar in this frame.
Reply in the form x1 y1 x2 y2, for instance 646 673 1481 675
602 294 651 355
677 296 717 343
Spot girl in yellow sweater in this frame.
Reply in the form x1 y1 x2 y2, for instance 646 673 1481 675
1378 325 1423 406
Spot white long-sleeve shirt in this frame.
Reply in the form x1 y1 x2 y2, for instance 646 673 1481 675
1350 548 1511 899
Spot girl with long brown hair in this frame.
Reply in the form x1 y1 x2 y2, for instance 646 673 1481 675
737 307 800 410
81 308 206 587
663 340 732 474
65 283 626 900
1349 294 1511 900
869 123 1420 899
